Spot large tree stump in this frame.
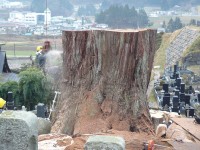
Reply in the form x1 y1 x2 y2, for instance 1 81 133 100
51 29 157 135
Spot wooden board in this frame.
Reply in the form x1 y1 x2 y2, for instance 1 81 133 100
168 141 200 150
171 118 200 141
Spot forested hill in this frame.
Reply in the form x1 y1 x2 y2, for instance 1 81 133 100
17 0 200 6
30 0 73 16
70 0 200 7
9 0 200 5
13 0 200 16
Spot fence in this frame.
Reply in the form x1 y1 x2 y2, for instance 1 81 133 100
1 42 62 57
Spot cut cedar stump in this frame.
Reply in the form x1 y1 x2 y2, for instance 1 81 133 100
51 29 157 135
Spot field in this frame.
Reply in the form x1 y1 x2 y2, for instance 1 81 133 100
187 65 200 76
0 35 62 57
149 15 200 28
5 50 36 57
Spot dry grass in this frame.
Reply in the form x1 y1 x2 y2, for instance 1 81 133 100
148 29 182 103
148 89 156 102
0 35 62 57
153 29 182 74
183 28 200 57
149 16 200 28
187 65 200 76
182 27 200 75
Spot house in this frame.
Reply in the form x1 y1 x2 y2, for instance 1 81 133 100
8 8 51 25
157 28 166 33
0 0 9 9
0 0 24 9
8 2 24 9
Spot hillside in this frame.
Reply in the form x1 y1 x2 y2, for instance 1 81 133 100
153 29 184 73
183 28 200 57
31 0 73 16
153 26 200 76
181 27 200 74
12 0 200 8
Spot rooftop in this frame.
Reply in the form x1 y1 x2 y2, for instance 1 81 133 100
0 73 19 83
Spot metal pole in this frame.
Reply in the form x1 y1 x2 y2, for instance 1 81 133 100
54 34 56 49
14 43 16 57
48 91 61 120
45 0 48 38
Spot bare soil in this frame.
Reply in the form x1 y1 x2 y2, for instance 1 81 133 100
56 130 172 150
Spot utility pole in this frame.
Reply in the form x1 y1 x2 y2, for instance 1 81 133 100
45 0 48 37
14 43 16 57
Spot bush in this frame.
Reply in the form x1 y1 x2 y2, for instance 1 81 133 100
19 67 53 110
0 68 53 110
0 81 21 106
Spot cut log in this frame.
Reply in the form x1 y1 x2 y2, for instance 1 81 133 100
51 29 157 135
150 110 164 130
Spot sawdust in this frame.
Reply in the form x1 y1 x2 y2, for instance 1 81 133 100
40 130 172 150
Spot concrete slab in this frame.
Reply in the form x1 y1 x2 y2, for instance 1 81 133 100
84 135 125 150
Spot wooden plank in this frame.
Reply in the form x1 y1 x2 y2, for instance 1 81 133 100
168 141 200 150
171 118 200 141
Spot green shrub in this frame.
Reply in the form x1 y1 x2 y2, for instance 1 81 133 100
0 81 21 106
19 67 53 110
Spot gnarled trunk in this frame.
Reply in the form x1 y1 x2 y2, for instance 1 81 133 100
51 29 157 135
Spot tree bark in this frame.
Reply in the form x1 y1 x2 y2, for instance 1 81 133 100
51 29 157 135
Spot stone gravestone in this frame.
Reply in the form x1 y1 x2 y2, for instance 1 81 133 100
37 103 46 118
6 91 15 110
0 111 38 150
84 135 125 150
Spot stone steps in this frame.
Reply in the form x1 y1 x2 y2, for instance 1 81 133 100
166 28 200 68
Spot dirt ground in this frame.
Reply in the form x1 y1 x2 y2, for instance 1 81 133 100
39 130 172 150
71 130 173 150
0 35 63 55
50 90 173 150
